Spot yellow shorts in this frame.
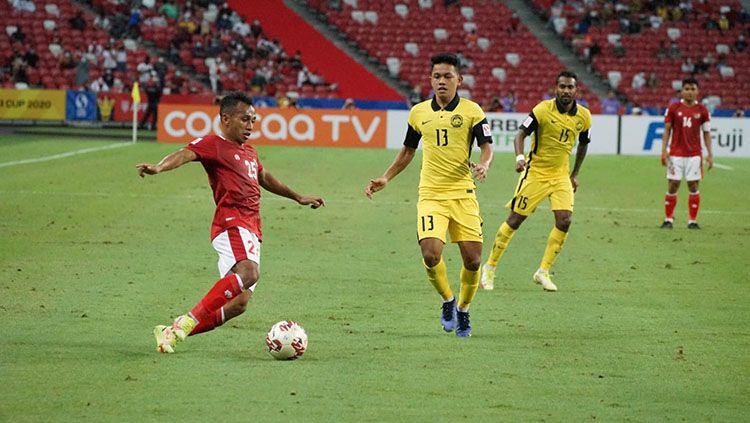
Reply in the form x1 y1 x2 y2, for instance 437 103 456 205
505 175 574 216
417 198 483 243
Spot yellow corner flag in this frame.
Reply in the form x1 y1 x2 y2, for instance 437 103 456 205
131 82 141 104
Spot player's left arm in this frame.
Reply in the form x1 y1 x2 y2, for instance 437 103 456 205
701 118 713 170
258 169 324 209
470 118 493 182
570 127 591 192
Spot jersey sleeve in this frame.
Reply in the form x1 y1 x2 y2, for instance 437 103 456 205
403 107 422 148
664 104 675 124
186 136 216 162
520 110 539 135
578 110 593 144
472 117 492 146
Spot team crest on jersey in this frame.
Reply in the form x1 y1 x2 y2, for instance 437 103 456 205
693 113 700 119
575 121 583 131
450 114 463 128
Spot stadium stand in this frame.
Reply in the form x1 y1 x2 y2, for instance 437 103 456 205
531 0 750 110
304 0 599 112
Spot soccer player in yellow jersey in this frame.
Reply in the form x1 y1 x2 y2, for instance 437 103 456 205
365 53 493 337
481 70 591 292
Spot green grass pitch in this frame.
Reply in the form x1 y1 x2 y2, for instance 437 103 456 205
1 134 748 422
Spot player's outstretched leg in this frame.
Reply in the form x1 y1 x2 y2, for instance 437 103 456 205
172 314 197 341
456 310 471 337
441 298 457 332
533 269 558 292
480 263 496 290
154 325 177 353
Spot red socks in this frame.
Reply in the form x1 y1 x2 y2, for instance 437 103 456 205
664 193 677 221
190 274 243 324
688 192 700 222
189 308 225 336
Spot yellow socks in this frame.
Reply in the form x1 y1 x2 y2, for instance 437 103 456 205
458 266 479 311
487 222 516 267
424 257 453 301
540 227 568 271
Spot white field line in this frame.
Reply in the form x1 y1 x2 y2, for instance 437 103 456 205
0 143 133 168
1 189 748 216
713 163 734 171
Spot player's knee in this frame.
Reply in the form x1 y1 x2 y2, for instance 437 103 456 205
422 251 441 268
556 216 572 232
507 214 525 230
463 256 481 271
235 265 260 290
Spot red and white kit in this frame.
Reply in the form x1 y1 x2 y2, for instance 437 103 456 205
187 134 264 279
664 100 710 181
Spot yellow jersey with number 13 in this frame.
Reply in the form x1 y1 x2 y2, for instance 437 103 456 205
404 95 492 200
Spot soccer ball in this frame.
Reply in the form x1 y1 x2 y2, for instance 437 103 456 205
265 320 308 360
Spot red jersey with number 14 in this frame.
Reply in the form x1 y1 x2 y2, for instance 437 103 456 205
664 100 710 157
187 134 264 241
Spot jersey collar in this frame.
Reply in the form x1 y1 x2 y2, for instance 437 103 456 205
555 98 578 116
431 94 460 112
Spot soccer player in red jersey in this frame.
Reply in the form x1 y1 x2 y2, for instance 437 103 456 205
136 92 325 353
660 78 713 229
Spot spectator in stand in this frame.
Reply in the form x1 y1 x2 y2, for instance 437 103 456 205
601 90 621 115
487 97 503 112
137 56 154 84
49 36 63 57
718 14 730 32
631 71 646 90
74 55 90 87
509 12 520 33
90 76 109 93
10 26 26 43
655 40 668 59
631 106 643 115
681 57 695 73
704 14 719 30
667 42 682 60
154 57 168 81
94 12 111 31
735 34 747 53
102 69 114 88
734 108 745 118
116 46 127 73
501 91 517 112
70 11 86 31
250 19 263 38
59 50 76 70
23 48 38 68
408 84 424 107
613 40 626 58
128 8 142 35
102 48 117 72
140 75 163 130
342 98 356 110
160 0 179 20
646 72 659 88
587 40 601 63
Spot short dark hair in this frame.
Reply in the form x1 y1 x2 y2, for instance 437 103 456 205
682 77 699 87
556 70 577 84
431 53 461 72
219 92 253 116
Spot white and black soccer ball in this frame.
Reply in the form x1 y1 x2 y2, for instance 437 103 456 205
265 320 308 360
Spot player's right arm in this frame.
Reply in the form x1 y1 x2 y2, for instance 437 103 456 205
136 147 197 177
514 112 538 172
661 106 674 166
365 146 416 199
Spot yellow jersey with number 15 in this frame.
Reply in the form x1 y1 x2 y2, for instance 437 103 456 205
404 95 492 200
521 99 592 181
